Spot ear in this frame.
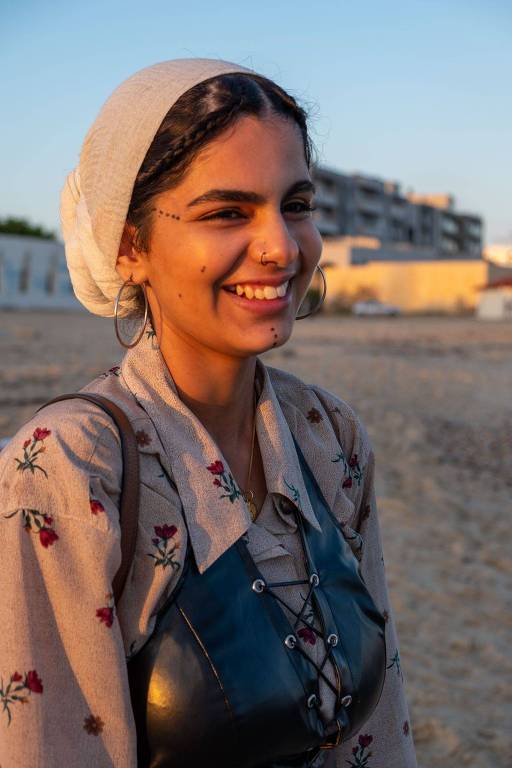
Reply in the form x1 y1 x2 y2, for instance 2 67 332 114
115 223 149 282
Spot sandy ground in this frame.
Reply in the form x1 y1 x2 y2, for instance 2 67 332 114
1 310 511 767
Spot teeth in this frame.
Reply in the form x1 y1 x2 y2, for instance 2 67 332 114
231 280 289 300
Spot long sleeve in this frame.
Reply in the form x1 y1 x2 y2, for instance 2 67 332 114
0 402 137 767
334 442 418 768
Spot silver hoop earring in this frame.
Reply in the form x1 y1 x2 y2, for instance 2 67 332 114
295 265 327 320
114 278 149 349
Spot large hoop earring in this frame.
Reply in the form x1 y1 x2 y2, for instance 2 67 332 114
114 278 149 349
295 265 327 320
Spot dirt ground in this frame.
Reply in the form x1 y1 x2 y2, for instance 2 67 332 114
1 310 511 767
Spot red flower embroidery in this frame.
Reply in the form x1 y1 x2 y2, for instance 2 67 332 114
25 670 43 694
3 508 59 548
90 499 105 515
333 448 363 490
0 669 43 724
359 734 373 748
135 429 152 446
39 527 59 548
306 407 323 423
206 460 224 475
207 460 242 504
96 607 114 628
33 427 51 442
298 626 317 645
84 714 104 735
14 428 51 477
349 453 359 468
147 524 181 570
154 524 177 540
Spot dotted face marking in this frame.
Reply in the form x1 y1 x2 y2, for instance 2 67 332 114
178 293 182 299
200 266 206 272
151 207 180 220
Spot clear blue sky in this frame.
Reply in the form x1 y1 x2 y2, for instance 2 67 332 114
1 0 510 244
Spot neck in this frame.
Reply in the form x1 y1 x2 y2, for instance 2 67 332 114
156 321 259 447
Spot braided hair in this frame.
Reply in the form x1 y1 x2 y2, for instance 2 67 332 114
127 72 316 254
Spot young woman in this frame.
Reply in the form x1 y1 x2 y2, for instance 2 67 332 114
0 59 417 767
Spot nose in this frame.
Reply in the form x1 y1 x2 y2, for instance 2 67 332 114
251 213 300 268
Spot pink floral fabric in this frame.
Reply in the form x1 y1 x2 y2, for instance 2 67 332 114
0 325 417 767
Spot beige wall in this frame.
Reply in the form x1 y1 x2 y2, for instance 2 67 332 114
322 259 488 313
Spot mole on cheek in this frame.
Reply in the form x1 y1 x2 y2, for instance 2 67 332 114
200 266 206 272
178 293 182 299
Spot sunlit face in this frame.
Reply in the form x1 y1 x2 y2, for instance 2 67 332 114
136 112 322 358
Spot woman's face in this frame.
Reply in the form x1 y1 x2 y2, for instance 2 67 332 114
134 113 322 358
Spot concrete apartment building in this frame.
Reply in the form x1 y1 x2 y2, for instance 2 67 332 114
311 166 483 262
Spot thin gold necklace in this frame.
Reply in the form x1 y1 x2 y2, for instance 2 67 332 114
242 389 259 522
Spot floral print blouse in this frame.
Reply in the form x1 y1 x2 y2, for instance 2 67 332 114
0 326 418 767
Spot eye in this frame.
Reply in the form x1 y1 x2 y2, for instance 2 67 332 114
201 209 245 221
285 200 317 215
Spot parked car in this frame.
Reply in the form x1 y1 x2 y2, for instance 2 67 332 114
352 299 401 317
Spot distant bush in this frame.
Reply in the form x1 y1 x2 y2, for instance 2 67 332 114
0 217 57 240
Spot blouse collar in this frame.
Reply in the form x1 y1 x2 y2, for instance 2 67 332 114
120 324 321 573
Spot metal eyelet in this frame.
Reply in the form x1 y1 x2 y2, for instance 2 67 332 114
309 573 320 587
252 579 266 593
284 634 297 649
341 695 352 707
307 693 318 708
327 633 338 647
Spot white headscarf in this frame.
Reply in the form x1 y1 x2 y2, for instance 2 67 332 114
60 58 255 317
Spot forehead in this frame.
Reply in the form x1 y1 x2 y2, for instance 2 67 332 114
175 114 309 196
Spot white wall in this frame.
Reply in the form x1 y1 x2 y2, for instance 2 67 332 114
477 289 512 320
0 234 84 310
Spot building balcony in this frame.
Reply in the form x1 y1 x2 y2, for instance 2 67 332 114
355 194 384 216
315 188 339 208
316 219 340 236
441 216 460 235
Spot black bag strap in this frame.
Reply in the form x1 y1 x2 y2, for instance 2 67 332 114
36 393 140 605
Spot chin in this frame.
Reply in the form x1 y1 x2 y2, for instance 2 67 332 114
244 328 293 357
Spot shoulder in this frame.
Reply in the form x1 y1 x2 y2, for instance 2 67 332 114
0 376 127 528
267 363 373 462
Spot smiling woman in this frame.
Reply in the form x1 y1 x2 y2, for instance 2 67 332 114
0 59 417 768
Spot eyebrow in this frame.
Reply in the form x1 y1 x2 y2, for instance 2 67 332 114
186 180 316 208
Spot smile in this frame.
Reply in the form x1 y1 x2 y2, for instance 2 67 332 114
224 280 289 300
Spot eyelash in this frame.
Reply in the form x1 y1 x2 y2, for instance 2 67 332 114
202 202 317 221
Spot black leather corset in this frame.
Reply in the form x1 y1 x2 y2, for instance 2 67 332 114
128 437 386 768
